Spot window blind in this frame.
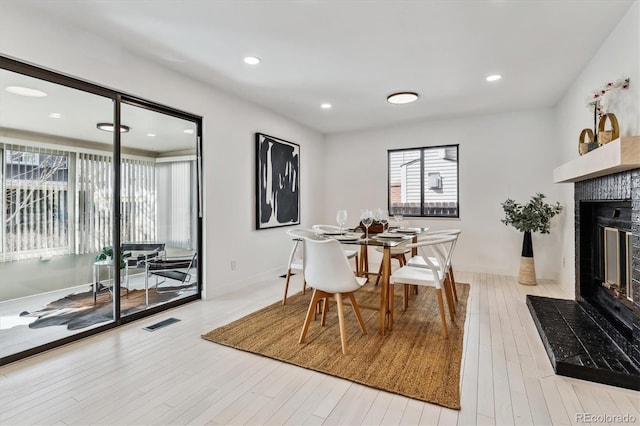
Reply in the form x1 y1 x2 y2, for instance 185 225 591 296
2 144 70 261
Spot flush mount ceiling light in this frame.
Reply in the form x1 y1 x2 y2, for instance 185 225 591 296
321 103 332 109
243 56 261 65
96 122 130 133
387 92 419 104
146 133 156 137
5 86 48 97
49 113 62 119
486 74 502 82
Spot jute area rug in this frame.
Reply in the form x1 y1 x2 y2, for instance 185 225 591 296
202 281 469 409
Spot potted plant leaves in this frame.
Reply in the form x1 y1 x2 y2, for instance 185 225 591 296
95 246 125 269
501 193 563 285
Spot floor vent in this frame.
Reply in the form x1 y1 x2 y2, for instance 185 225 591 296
279 273 295 278
143 317 180 331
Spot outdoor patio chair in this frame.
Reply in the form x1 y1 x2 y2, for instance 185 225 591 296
144 252 197 305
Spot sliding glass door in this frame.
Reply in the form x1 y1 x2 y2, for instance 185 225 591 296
118 102 199 316
0 57 202 364
0 68 117 359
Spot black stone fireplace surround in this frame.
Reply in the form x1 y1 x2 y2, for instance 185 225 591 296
527 169 640 390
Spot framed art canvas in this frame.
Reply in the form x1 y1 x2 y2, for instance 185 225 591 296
255 133 300 229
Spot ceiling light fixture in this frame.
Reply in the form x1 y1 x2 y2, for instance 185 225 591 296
5 86 48 97
321 103 332 109
243 56 261 65
387 92 419 104
49 113 62 119
184 129 194 135
486 74 502 82
96 122 130 133
146 133 156 137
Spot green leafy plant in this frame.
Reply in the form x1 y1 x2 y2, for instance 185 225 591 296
501 193 563 234
95 246 125 269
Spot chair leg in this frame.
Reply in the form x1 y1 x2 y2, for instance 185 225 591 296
449 265 458 302
282 269 292 305
436 288 449 338
321 297 329 326
403 284 409 311
443 275 456 322
374 262 383 286
314 297 323 320
299 289 323 344
335 293 349 355
348 292 367 334
303 280 307 294
354 255 360 276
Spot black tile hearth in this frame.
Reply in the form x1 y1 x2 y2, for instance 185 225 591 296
527 295 640 391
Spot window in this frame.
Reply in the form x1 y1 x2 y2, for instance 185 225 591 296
2 145 70 260
388 145 459 218
1 144 159 260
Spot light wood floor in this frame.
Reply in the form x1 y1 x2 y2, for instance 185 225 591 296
0 271 638 425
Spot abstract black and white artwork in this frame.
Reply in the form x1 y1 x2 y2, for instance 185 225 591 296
255 133 300 230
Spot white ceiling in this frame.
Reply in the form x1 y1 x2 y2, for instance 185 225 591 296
0 69 197 153
5 0 637 135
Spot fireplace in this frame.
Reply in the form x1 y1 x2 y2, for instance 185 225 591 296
527 168 639 390
579 201 634 337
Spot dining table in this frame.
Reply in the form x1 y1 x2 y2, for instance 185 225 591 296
332 227 427 335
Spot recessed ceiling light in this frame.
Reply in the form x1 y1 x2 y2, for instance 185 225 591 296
146 133 156 137
321 103 332 109
97 122 130 133
486 74 502 82
49 113 62 119
243 56 261 65
5 86 48 97
387 92 419 104
184 129 194 135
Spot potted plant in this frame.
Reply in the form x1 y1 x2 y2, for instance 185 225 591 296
501 193 563 285
95 246 125 269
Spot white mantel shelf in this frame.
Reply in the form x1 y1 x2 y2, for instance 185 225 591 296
553 136 640 183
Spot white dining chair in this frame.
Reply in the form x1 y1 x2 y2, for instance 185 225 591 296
311 224 360 275
282 228 321 305
299 236 367 354
415 229 461 303
389 234 458 338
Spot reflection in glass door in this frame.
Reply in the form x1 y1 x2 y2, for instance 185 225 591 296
119 102 199 316
0 68 115 360
1 57 202 364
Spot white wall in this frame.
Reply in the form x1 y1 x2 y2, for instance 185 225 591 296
0 2 326 298
554 0 640 291
1 1 636 293
324 109 564 279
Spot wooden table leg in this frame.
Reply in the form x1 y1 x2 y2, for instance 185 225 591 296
359 245 368 278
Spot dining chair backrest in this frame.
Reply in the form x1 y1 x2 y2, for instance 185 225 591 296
420 229 460 262
311 224 341 234
406 234 457 286
285 228 320 269
303 237 362 294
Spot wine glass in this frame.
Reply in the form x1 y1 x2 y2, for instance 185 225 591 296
336 209 347 233
360 209 373 240
393 213 403 228
378 209 389 230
